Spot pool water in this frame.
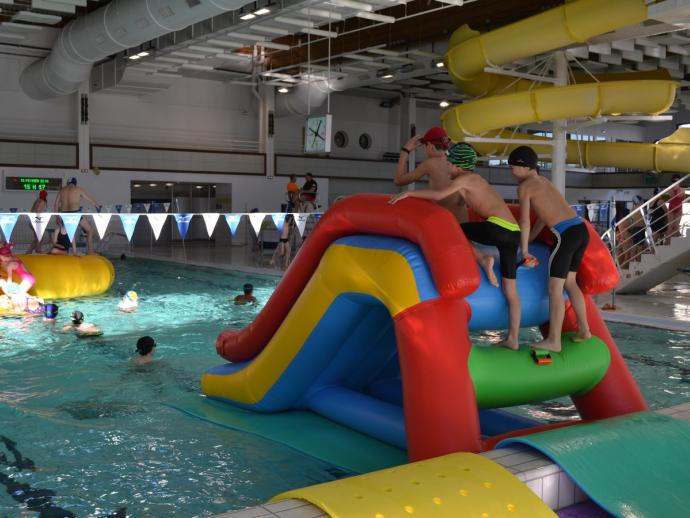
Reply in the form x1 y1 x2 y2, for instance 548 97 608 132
1 258 688 516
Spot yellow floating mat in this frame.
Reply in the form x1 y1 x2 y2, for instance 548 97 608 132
19 254 115 299
273 452 556 518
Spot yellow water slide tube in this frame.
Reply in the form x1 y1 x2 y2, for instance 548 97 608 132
441 0 690 172
19 255 115 299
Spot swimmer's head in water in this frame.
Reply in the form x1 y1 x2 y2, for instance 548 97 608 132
45 303 59 319
125 291 138 302
71 311 84 325
243 283 253 295
136 336 156 355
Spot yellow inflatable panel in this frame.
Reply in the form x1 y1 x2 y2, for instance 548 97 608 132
274 452 556 518
201 243 425 405
441 80 677 137
18 255 115 299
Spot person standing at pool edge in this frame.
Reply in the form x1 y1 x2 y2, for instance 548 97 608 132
511 145 591 353
54 177 99 255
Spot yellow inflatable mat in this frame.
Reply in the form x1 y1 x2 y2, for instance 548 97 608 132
273 452 555 517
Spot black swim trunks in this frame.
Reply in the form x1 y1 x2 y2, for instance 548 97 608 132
461 217 520 279
280 238 288 243
549 217 589 279
56 231 71 251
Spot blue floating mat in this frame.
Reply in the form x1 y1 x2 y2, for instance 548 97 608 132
498 412 690 518
170 398 408 474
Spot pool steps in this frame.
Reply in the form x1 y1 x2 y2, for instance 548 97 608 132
214 402 690 518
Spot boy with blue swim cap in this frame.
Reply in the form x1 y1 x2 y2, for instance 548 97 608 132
510 145 591 353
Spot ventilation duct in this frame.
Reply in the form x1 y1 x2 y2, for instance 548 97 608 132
20 0 253 100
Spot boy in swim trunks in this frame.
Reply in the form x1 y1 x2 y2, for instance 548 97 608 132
54 177 99 255
390 143 522 350
510 146 591 353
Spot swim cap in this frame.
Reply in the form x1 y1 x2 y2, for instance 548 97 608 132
39 190 48 200
447 143 477 171
508 146 539 170
0 243 14 256
420 127 451 149
125 291 138 301
136 336 156 355
71 311 84 325
68 177 77 185
243 283 253 294
45 303 59 319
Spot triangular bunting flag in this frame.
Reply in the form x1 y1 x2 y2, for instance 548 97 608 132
271 213 287 234
293 213 308 237
92 214 112 240
174 214 193 240
202 213 220 237
0 213 19 241
59 213 82 242
163 202 170 213
27 212 51 241
147 214 168 240
224 214 242 236
143 203 151 214
119 214 140 242
248 213 266 236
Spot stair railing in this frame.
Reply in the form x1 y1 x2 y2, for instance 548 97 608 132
601 175 689 272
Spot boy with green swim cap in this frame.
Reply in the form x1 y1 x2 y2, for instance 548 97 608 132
390 142 523 350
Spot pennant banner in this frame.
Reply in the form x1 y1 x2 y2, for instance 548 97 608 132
119 214 140 242
271 213 287 234
248 213 266 237
293 213 308 237
163 202 170 213
174 214 193 240
59 213 82 242
147 214 168 240
27 212 51 241
143 203 151 214
0 213 19 241
202 213 220 237
224 214 242 236
92 214 112 240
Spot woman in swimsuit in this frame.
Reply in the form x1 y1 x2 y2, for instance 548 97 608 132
49 216 75 255
271 215 295 270
0 242 36 296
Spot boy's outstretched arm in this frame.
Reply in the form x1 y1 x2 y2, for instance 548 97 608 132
390 179 461 204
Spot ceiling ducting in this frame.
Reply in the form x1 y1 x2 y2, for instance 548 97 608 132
19 0 254 100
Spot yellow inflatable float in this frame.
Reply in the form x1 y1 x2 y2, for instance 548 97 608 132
17 255 114 299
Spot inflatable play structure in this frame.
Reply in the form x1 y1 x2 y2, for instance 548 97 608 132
442 0 690 172
202 194 644 457
19 254 115 300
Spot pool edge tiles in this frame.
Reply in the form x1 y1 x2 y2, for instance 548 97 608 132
216 403 690 518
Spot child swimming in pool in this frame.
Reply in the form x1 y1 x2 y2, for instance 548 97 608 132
132 336 156 365
118 291 139 312
62 310 103 337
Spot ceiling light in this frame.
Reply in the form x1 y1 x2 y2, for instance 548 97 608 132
278 87 289 93
380 73 394 79
436 61 445 68
254 8 271 15
240 13 256 20
165 182 174 187
195 185 204 189
128 54 141 60
137 51 150 57
439 100 450 108
133 184 142 188
149 183 158 187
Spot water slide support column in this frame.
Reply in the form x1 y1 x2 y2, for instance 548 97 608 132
394 297 482 459
551 51 568 194
400 96 417 190
563 295 648 418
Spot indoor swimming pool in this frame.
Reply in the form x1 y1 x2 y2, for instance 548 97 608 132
0 258 688 516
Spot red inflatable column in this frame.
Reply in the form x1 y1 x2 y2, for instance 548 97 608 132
564 295 648 418
394 297 481 460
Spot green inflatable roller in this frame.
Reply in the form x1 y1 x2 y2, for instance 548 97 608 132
469 333 611 408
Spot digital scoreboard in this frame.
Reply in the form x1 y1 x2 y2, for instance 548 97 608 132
4 176 63 192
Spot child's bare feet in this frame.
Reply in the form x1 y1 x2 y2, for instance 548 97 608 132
531 338 562 353
479 256 498 287
571 331 592 342
498 337 519 350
